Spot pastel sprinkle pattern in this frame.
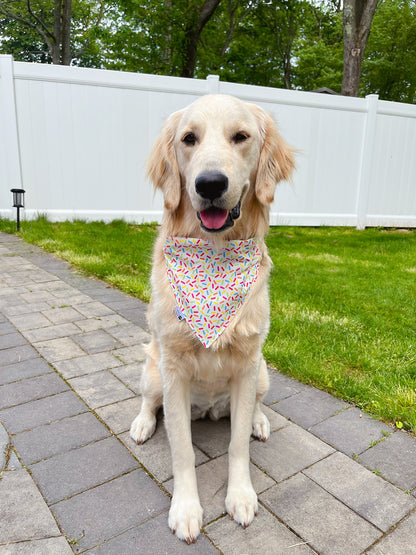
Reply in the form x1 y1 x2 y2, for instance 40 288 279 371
163 237 262 348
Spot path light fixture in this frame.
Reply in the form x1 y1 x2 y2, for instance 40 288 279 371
10 188 25 231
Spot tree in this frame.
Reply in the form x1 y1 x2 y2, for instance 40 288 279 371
292 0 344 92
111 0 221 77
180 0 222 77
361 0 416 102
0 0 73 64
341 0 378 96
0 0 107 65
199 0 308 90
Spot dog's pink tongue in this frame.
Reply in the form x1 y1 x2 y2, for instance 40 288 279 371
200 208 228 230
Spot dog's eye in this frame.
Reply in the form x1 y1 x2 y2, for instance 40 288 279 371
233 132 249 144
182 133 196 146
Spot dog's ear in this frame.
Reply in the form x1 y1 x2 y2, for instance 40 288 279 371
147 111 183 211
251 105 295 205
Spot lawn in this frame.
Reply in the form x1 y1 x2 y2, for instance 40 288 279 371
1 218 415 434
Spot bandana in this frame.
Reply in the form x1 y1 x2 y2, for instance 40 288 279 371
163 237 262 347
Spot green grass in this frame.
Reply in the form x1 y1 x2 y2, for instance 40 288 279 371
1 217 415 434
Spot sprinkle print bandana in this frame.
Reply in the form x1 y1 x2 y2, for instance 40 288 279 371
163 237 262 348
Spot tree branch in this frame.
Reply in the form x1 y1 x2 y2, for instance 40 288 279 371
0 1 54 53
26 0 55 40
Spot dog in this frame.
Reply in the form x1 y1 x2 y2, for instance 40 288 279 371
130 94 294 543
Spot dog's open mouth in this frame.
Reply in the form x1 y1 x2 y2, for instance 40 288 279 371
197 201 241 233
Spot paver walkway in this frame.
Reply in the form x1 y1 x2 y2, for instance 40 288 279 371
0 231 415 554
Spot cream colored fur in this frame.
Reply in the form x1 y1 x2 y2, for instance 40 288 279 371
130 94 294 543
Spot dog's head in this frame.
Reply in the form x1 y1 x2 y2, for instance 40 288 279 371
147 94 294 235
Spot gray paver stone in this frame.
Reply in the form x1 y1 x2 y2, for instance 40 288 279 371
68 370 134 409
30 436 138 504
33 336 86 362
310 406 393 456
0 422 10 471
13 412 110 465
54 351 123 379
206 505 315 555
7 450 22 470
41 306 84 324
191 417 231 458
164 453 274 525
263 370 310 405
119 424 209 483
23 323 82 343
96 397 142 434
73 301 114 318
250 423 334 482
74 314 130 332
112 344 147 364
0 373 68 409
106 323 150 346
111 362 143 394
260 404 290 432
271 387 349 428
114 307 148 329
0 537 73 554
359 431 416 491
0 321 16 335
365 512 416 555
72 329 122 354
0 332 27 350
86 512 217 554
7 312 52 331
0 390 87 434
2 302 51 317
304 451 416 531
0 469 61 543
51 469 170 551
260 473 381 555
0 358 52 386
0 345 39 367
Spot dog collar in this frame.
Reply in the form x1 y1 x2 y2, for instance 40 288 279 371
163 237 262 347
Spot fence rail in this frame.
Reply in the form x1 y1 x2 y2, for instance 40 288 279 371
1 54 416 228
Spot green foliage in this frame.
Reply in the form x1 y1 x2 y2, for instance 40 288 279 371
0 0 109 66
292 3 344 92
361 0 416 103
1 0 415 102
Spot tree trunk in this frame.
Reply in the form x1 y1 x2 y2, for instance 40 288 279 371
53 0 62 64
62 0 72 65
180 0 222 78
342 0 378 96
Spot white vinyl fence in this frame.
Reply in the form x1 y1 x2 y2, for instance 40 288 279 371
1 54 416 228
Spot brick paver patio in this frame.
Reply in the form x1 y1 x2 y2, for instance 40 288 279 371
1 232 415 554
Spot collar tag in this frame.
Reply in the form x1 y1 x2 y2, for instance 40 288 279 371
175 305 187 322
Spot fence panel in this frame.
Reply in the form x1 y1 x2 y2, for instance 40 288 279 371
1 55 415 227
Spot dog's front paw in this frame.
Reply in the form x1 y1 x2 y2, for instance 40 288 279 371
252 410 270 442
168 497 203 544
225 486 258 529
129 412 156 444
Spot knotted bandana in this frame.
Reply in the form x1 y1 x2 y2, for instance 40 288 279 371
163 237 262 347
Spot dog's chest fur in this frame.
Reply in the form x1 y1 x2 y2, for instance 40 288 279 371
190 376 231 420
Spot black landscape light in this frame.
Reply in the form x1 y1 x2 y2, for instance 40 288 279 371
11 188 25 231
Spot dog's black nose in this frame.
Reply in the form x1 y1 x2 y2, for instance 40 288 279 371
195 171 228 201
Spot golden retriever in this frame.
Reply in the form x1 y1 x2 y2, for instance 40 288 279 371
130 94 294 543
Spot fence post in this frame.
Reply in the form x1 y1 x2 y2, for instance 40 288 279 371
0 55 23 215
206 74 220 94
355 94 379 230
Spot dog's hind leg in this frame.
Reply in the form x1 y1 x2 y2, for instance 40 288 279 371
251 357 270 442
130 338 163 444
